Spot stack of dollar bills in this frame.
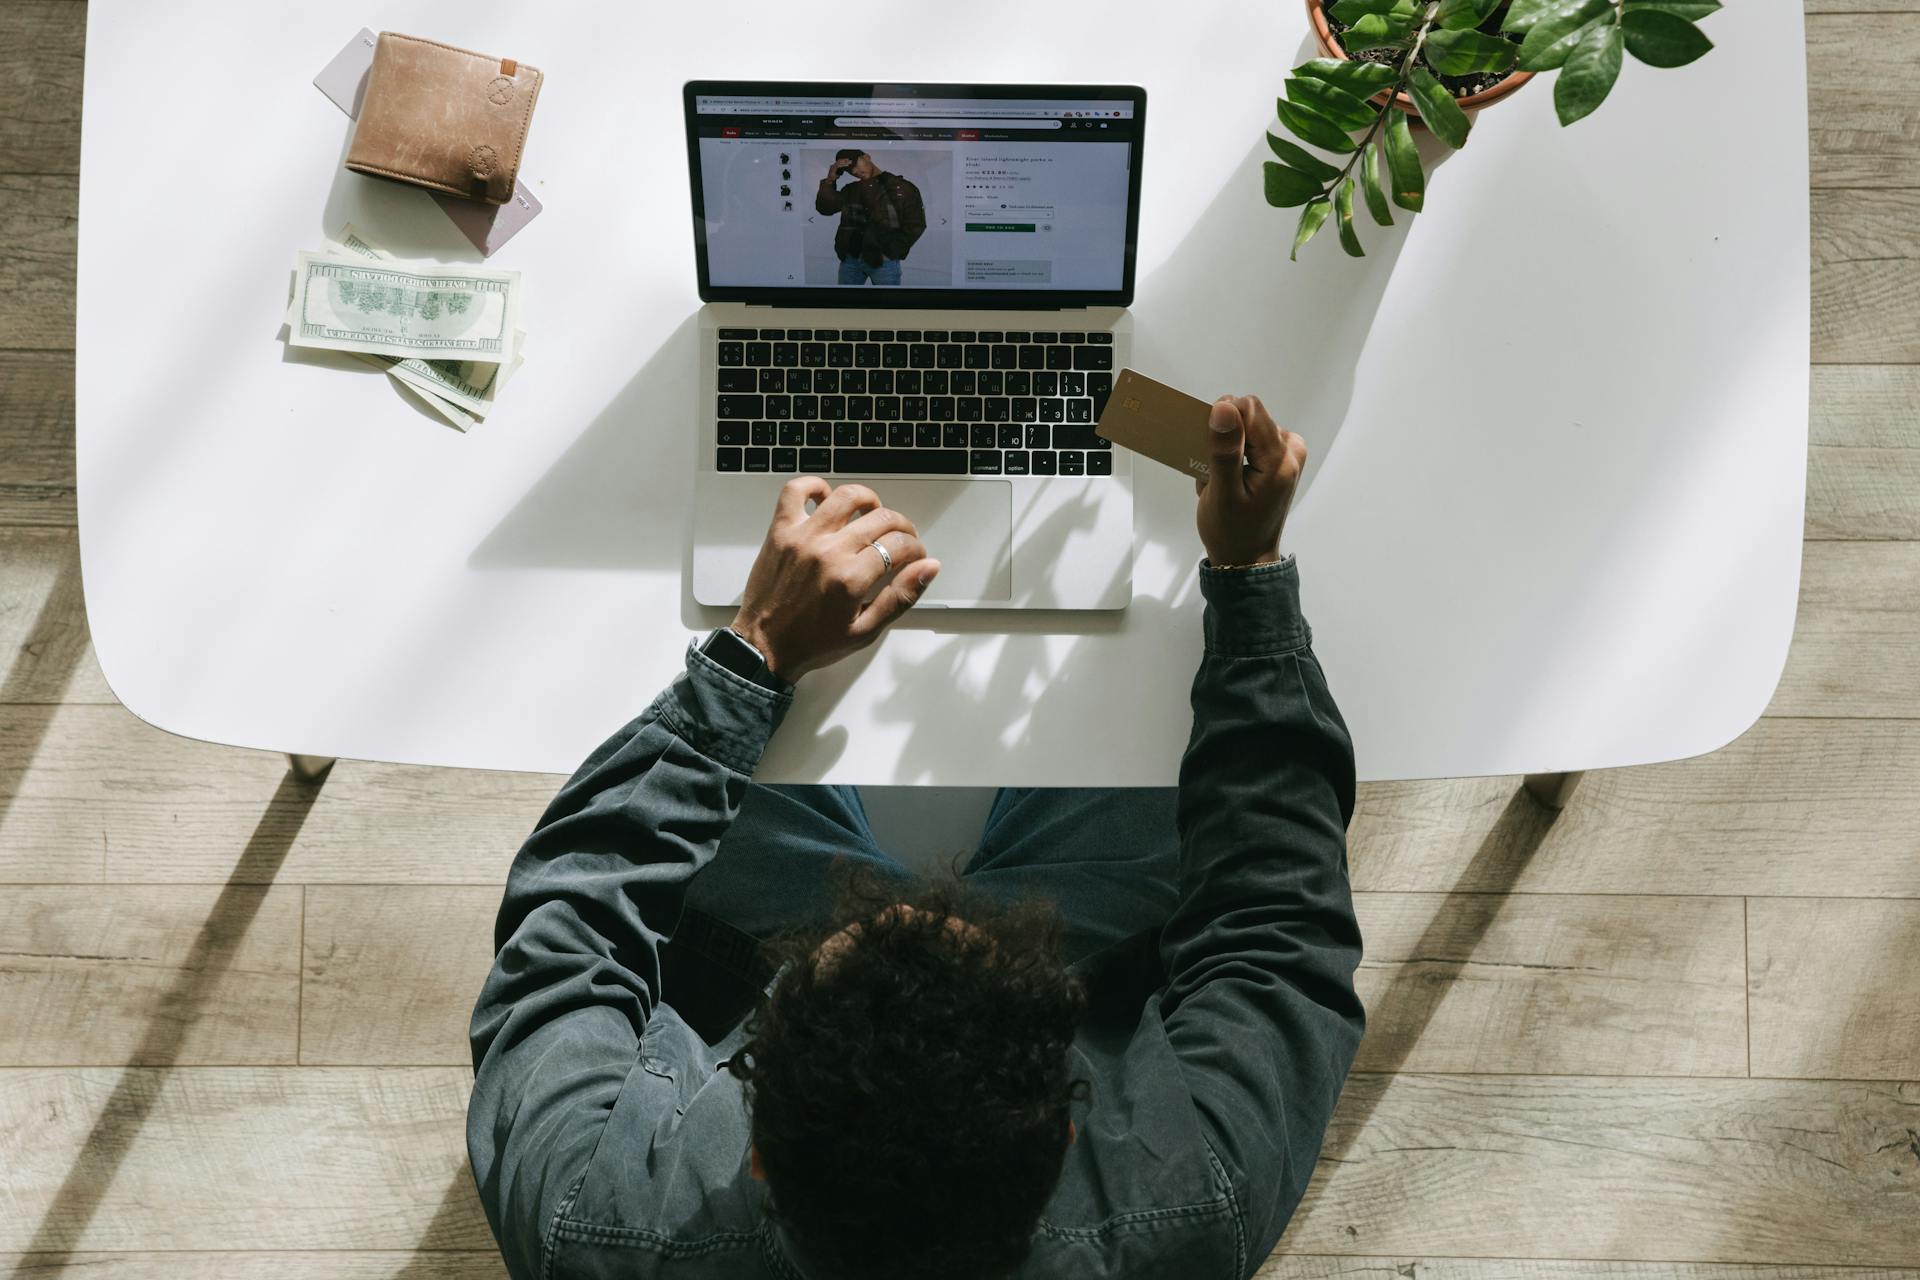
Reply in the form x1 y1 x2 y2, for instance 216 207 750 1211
285 224 525 430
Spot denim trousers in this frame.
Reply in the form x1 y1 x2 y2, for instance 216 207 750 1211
836 255 903 285
666 786 1180 1038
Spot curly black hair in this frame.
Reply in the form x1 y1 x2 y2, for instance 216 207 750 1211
734 869 1087 1280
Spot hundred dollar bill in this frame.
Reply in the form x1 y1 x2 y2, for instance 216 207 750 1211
288 249 521 366
390 366 477 431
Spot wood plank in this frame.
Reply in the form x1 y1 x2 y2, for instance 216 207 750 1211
1261 1259 1920 1279
0 2 84 176
1807 14 1920 188
301 886 496 1066
0 351 76 526
0 1066 489 1251
1808 366 1920 541
0 703 556 884
1749 897 1920 1080
0 175 76 350
1807 1 1920 12
0 528 114 705
1813 191 1920 364
1767 543 1920 717
0 1256 507 1280
1278 1075 1920 1264
0 885 300 1065
1351 894 1747 1076
1348 719 1920 897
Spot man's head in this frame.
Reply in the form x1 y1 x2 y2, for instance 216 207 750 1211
735 877 1086 1280
836 148 878 180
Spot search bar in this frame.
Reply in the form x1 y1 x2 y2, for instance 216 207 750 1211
832 117 1063 130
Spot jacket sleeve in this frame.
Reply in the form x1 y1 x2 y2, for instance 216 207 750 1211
815 177 844 214
1158 557 1366 1271
466 645 791 1280
894 176 927 253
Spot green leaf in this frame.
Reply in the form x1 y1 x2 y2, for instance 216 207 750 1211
1474 0 1505 17
1288 75 1382 130
1276 98 1361 152
1436 0 1484 30
1295 56 1400 97
1621 8 1713 66
1383 108 1424 211
1408 68 1472 149
1360 141 1393 226
1425 27 1520 75
1291 199 1332 261
1335 179 1365 257
1344 12 1415 49
1330 0 1410 20
1622 0 1720 18
1554 19 1623 124
1264 161 1328 208
1501 0 1562 34
1516 0 1611 70
1265 132 1344 182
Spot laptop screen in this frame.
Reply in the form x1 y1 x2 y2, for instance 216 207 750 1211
683 81 1145 308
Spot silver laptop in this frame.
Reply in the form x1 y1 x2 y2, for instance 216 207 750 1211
684 80 1146 610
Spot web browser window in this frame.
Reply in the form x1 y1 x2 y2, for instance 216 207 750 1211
688 89 1141 296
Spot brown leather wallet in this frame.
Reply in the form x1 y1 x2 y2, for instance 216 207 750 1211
345 33 542 205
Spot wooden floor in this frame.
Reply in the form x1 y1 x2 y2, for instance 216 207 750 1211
3 3 1918 1275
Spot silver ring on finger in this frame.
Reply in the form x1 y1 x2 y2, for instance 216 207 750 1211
867 539 893 573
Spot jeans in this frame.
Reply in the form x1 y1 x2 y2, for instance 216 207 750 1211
837 255 903 286
667 786 1180 1034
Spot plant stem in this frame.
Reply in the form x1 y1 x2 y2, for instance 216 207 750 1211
1320 0 1441 198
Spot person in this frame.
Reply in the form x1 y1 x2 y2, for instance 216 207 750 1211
467 395 1366 1279
815 149 927 286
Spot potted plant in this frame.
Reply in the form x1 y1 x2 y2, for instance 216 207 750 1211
1268 0 1720 258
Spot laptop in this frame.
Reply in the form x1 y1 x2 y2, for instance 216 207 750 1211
684 80 1147 610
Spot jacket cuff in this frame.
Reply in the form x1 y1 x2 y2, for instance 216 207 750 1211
655 643 795 776
1199 554 1311 657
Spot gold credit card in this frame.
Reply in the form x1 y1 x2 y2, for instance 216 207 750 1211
1096 368 1220 480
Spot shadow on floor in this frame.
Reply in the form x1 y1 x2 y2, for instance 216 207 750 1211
389 1174 505 1278
0 546 86 836
15 769 322 1260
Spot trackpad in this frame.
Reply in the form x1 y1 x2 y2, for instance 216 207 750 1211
878 479 1012 603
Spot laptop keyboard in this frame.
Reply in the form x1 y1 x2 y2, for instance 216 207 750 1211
713 327 1117 477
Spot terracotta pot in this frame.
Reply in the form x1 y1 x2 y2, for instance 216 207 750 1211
1305 0 1533 123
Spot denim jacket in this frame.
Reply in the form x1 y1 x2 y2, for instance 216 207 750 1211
468 557 1365 1280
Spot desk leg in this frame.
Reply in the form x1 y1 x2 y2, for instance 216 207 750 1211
1523 771 1582 810
287 754 336 782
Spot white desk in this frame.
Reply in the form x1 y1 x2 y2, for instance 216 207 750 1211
76 1 1808 785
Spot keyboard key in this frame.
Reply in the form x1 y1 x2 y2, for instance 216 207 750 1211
902 395 928 419
930 395 956 420
925 370 949 395
977 330 1004 342
816 329 840 340
957 396 983 419
923 330 949 342
1006 371 1032 395
975 370 1000 395
1062 332 1087 345
715 446 743 471
870 329 896 341
1059 450 1085 476
772 447 797 472
1088 331 1114 344
1088 451 1113 475
869 369 894 394
800 342 826 367
758 368 785 393
1032 331 1057 343
1039 399 1064 424
828 342 854 366
835 422 860 446
1018 345 1045 370
965 345 991 370
950 330 976 342
834 448 968 475
1090 371 1113 415
883 344 909 369
718 368 756 393
718 341 744 365
816 369 841 393
718 327 755 340
1004 450 1030 475
910 343 935 367
759 328 786 340
806 422 831 447
751 421 775 446
1033 371 1059 397
875 395 902 419
1025 423 1049 450
800 447 832 473
1006 331 1032 343
1046 345 1072 371
792 394 819 418
778 421 803 446
1053 424 1097 449
745 342 771 365
1073 346 1114 371
970 450 1003 475
847 395 874 418
1066 398 1093 423
1031 449 1058 475
991 345 1018 370
842 368 867 393
889 422 914 448
998 424 1023 448
936 344 963 369
820 394 847 418
943 423 968 448
717 420 749 446
719 394 764 419
855 342 881 366
971 423 995 448
788 328 812 341
765 395 792 418
862 422 887 447
895 330 921 341
841 328 867 341
1012 398 1038 422
773 342 799 366
952 370 978 394
1062 371 1085 395
916 423 941 448
744 447 771 472
984 396 1010 420
788 369 813 393
896 370 921 395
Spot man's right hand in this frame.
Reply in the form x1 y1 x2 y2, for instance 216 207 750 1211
1194 395 1306 568
828 157 851 178
729 479 940 682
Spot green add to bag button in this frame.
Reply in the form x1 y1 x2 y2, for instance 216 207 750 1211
965 222 1036 232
